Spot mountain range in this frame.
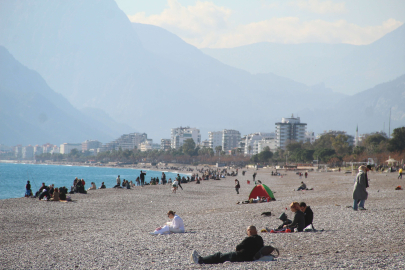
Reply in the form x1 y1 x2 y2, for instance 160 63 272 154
202 24 405 96
0 0 404 146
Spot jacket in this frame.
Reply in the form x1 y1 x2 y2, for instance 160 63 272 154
353 170 368 201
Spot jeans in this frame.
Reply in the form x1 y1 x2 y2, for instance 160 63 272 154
353 199 365 210
201 252 238 264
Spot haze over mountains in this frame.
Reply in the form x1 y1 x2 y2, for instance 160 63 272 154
0 0 404 146
202 24 405 95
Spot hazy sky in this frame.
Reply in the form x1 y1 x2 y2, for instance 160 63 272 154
116 0 405 48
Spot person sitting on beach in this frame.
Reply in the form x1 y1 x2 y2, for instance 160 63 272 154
297 181 307 191
99 182 106 189
59 188 66 200
87 182 97 191
126 180 131 189
38 188 50 200
150 211 185 235
299 202 314 228
122 179 126 188
284 202 305 232
191 226 263 264
135 177 140 186
50 188 60 201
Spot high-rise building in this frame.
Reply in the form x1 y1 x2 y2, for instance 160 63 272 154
60 143 81 154
208 131 223 149
22 145 34 159
160 139 171 151
33 145 43 156
82 140 102 151
105 133 147 151
171 127 201 149
305 131 316 144
222 129 241 152
14 145 22 158
275 115 307 149
244 133 275 155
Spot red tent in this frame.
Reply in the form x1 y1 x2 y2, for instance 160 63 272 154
249 184 276 201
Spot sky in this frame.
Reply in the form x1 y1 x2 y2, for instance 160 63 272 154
115 0 405 48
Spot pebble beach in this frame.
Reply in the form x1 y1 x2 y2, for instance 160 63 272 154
1 168 404 269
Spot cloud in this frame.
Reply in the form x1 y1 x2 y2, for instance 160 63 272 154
290 0 346 14
127 0 403 48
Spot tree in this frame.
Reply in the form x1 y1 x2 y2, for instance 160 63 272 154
258 149 273 162
388 127 405 152
313 148 336 163
331 134 351 156
215 146 222 156
286 141 302 152
363 133 387 154
182 139 196 156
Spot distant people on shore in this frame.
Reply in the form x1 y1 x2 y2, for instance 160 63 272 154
140 171 146 186
235 179 240 194
399 168 403 179
99 182 106 189
150 210 185 235
176 174 183 190
25 181 32 197
115 175 121 188
87 182 97 191
50 188 60 201
190 226 264 264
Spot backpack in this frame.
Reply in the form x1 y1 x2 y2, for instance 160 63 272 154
253 245 279 261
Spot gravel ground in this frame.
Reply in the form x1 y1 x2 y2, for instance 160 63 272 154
1 168 404 269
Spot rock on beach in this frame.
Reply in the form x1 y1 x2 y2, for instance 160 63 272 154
1 169 404 269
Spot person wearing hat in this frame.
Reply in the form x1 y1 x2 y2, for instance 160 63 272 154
353 165 369 210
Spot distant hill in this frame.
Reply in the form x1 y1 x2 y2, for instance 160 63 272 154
202 24 405 95
297 74 405 134
0 46 130 146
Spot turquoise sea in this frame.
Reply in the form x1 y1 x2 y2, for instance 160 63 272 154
0 163 188 200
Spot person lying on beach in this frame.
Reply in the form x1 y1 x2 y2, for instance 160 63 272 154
150 211 185 235
99 182 106 189
190 226 263 264
284 202 305 232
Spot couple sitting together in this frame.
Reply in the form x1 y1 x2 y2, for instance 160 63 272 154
275 201 314 232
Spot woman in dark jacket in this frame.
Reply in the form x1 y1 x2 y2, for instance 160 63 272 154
284 202 305 232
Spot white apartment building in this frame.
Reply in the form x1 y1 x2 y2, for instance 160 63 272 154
171 127 201 149
305 131 316 144
275 116 307 149
82 140 102 151
33 145 43 156
22 145 34 159
140 140 160 152
244 133 275 155
208 131 223 149
222 129 241 152
257 138 277 153
60 143 82 154
104 133 148 151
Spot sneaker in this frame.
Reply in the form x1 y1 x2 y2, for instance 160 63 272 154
359 207 367 210
190 250 200 264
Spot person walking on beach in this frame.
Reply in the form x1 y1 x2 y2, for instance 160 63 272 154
235 179 240 194
176 174 183 190
398 168 403 179
353 165 369 210
140 171 146 186
253 172 257 182
190 226 263 264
